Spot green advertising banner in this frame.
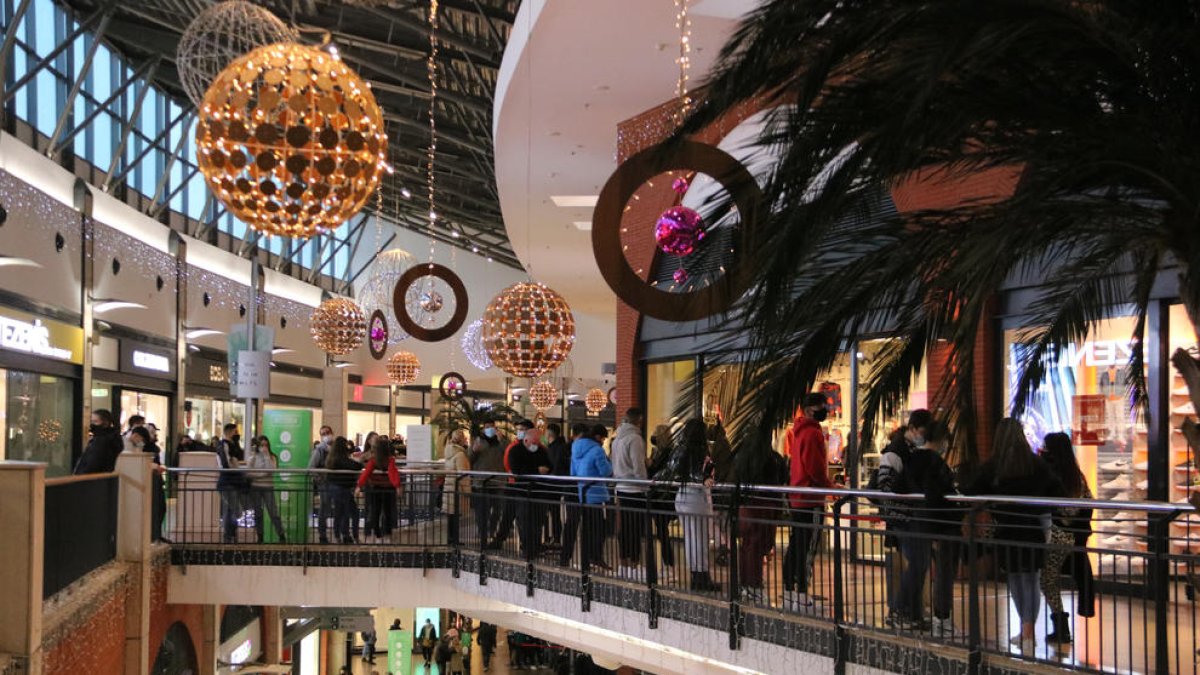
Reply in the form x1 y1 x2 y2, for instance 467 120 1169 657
261 408 313 543
388 629 413 675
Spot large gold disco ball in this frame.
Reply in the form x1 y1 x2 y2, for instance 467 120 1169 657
585 388 608 416
195 42 388 239
482 282 576 378
529 380 559 411
387 350 421 385
310 297 366 355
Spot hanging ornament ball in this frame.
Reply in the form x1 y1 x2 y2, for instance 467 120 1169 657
482 282 576 378
310 297 367 355
671 177 690 194
655 205 706 257
360 248 416 344
419 290 444 314
38 419 63 443
177 1 296 107
585 388 608 416
529 380 559 411
387 350 422 385
196 42 388 239
673 268 689 285
461 318 493 371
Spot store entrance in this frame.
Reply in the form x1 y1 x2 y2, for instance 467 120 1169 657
93 383 173 447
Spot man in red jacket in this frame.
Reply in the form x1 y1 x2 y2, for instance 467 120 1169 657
783 392 837 610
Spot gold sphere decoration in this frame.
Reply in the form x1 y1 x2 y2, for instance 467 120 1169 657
585 388 608 416
195 42 388 239
38 419 63 443
481 282 576 378
529 380 559 411
387 350 421 385
310 297 366 355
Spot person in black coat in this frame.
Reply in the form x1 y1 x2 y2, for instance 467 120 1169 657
544 423 571 546
476 622 497 671
1039 432 1096 643
74 409 123 474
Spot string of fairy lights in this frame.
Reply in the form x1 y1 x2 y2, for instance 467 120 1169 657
674 0 693 123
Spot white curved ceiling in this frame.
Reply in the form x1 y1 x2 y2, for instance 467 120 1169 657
493 0 753 317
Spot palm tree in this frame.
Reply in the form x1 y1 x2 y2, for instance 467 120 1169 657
672 0 1200 464
431 397 521 448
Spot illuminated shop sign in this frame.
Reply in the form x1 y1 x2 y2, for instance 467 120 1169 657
132 350 170 373
0 314 76 361
1067 339 1134 368
120 340 175 377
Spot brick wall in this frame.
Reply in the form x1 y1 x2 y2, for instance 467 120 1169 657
42 571 129 675
148 553 206 670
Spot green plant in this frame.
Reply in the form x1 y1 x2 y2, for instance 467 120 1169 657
674 0 1200 461
431 396 521 445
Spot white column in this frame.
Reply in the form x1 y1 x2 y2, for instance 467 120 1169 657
0 462 45 674
115 453 153 675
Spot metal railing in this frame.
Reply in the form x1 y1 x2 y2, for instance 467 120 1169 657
165 467 1200 674
44 473 118 598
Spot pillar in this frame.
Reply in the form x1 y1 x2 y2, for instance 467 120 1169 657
323 366 349 436
0 462 45 674
261 606 283 665
115 453 152 675
198 605 218 675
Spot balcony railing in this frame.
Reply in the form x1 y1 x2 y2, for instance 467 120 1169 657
166 467 1200 674
43 473 119 598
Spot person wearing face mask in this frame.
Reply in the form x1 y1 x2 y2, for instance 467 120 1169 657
488 419 535 550
782 393 838 610
215 422 249 543
469 418 506 546
129 426 168 541
309 425 336 543
75 409 124 475
489 425 552 556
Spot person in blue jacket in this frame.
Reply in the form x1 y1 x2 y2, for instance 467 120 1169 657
558 424 613 569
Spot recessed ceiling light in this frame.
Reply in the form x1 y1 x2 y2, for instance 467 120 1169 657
93 300 146 314
272 347 294 355
0 255 41 268
572 221 592 231
550 195 598 208
333 362 354 369
185 328 223 339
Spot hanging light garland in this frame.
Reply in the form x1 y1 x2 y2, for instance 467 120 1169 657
461 318 492 371
309 297 366 355
387 350 422 385
195 42 388 239
673 0 693 124
585 388 608 416
481 282 575 378
529 380 559 411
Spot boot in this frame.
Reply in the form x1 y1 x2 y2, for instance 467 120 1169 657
691 570 721 592
1046 611 1072 644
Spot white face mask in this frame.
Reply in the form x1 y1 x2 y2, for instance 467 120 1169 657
483 427 496 438
321 434 333 444
516 430 526 441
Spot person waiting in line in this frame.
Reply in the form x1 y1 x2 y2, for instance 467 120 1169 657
435 634 454 674
469 417 507 546
964 418 1064 650
611 408 650 577
782 393 838 609
1039 431 1096 643
245 436 287 543
658 419 721 592
562 424 613 570
734 440 791 604
362 629 377 665
121 414 146 453
75 409 124 475
476 622 497 672
326 436 362 544
557 424 594 567
128 426 168 542
490 419 535 547
489 427 552 556
310 425 336 543
443 429 472 535
648 424 678 571
543 423 572 547
418 618 439 667
708 421 735 566
357 436 401 543
213 422 249 543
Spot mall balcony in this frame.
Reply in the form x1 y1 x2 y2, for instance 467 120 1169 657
5 459 1200 675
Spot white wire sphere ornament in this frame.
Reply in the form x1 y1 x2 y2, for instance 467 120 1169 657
461 318 492 371
359 248 415 344
481 282 576 378
176 1 296 107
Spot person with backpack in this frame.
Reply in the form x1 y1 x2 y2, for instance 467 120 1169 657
356 436 401 542
435 634 453 673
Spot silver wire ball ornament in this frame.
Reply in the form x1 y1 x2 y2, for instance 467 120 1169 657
359 248 416 344
176 0 296 107
460 318 492 371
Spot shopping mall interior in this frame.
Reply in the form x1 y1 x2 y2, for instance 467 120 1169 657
1 1 1199 674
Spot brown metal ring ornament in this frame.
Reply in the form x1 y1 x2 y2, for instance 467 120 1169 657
592 140 762 322
393 262 469 342
439 371 467 400
368 309 388 360
607 387 618 406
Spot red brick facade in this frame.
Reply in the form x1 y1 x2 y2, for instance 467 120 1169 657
42 578 128 675
149 555 207 672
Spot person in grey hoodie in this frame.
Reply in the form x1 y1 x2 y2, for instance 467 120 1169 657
611 408 649 573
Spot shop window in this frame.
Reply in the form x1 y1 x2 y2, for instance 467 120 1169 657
1 370 75 477
152 622 198 675
646 359 695 435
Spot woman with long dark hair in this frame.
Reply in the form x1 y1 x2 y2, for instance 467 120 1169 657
1039 432 1096 642
658 419 720 592
356 436 401 542
965 418 1064 650
326 436 362 544
246 436 287 542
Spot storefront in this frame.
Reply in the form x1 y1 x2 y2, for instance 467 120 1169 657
0 306 84 476
184 352 244 444
93 337 177 446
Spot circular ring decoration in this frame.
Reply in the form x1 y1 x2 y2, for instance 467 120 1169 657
368 309 388 360
393 262 469 342
592 141 763 322
439 371 467 400
607 387 618 406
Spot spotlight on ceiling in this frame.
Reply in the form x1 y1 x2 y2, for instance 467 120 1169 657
93 299 147 314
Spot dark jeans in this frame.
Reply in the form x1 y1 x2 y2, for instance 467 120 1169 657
581 504 607 566
782 506 821 593
490 485 520 545
518 499 545 556
617 492 648 564
895 532 932 619
220 486 246 542
559 498 582 565
316 482 333 541
331 485 358 542
738 504 776 588
652 493 676 566
250 486 287 542
364 486 396 537
933 539 960 620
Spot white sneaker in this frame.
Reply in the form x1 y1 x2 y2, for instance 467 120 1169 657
1111 491 1132 501
1102 475 1131 490
1101 458 1131 471
1136 479 1149 490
